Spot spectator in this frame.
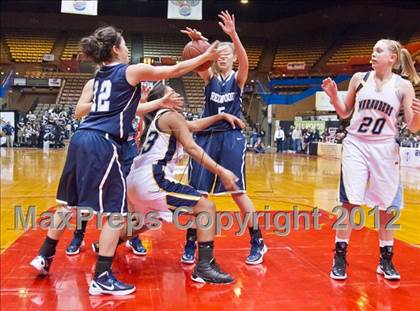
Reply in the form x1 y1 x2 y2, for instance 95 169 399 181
292 126 302 153
274 126 284 153
335 125 346 144
249 128 258 148
314 127 321 142
27 111 36 123
2 121 15 148
321 128 329 142
17 120 25 146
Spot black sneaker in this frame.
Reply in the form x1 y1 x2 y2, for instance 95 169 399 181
89 271 136 296
191 259 234 284
126 237 147 256
377 246 400 280
92 242 99 254
330 242 348 280
30 255 54 276
66 234 85 255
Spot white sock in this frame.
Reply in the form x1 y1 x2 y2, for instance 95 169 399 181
379 240 394 248
335 237 349 244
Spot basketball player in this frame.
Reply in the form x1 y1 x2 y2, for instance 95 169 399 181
65 82 182 256
125 82 245 284
181 11 267 265
30 25 228 296
321 39 420 280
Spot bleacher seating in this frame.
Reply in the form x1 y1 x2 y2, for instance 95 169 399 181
61 34 83 60
327 30 395 65
4 31 56 63
0 39 11 64
143 33 185 58
414 82 420 98
273 34 335 70
241 39 264 70
61 33 132 61
408 30 420 43
25 71 92 117
182 74 205 115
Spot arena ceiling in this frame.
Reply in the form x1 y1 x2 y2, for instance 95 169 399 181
1 0 419 23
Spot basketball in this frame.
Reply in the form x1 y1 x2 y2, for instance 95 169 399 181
182 40 212 72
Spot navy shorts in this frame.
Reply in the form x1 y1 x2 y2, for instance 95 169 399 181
188 130 246 194
152 164 202 208
56 129 127 214
121 138 138 176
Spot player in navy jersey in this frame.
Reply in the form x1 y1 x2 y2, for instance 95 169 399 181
30 25 228 296
65 82 182 256
181 11 267 265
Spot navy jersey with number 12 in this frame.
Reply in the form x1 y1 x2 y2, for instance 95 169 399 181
202 71 242 132
78 63 141 140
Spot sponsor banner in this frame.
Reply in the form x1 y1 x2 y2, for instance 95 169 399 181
43 54 55 61
61 0 98 16
400 147 420 168
316 91 347 111
48 78 61 87
287 62 305 70
168 0 202 20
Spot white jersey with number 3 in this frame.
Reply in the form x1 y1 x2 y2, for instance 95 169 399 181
128 109 184 200
346 72 402 142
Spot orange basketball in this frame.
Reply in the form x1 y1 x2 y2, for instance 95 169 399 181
182 40 212 72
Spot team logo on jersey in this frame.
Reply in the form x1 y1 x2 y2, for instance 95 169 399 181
210 92 236 104
358 99 393 116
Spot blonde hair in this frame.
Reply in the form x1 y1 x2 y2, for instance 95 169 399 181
379 39 420 85
212 42 236 74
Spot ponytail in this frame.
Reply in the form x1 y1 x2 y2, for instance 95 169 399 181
400 48 420 85
380 39 420 85
80 26 122 64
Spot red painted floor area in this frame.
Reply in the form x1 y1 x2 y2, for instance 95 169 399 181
1 212 420 311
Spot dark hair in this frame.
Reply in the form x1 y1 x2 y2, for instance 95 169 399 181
80 26 122 63
139 82 167 147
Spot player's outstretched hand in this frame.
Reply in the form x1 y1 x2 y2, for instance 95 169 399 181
218 10 236 37
140 84 152 103
221 113 245 130
205 40 230 61
219 168 239 192
161 89 184 112
412 97 420 114
321 77 338 100
180 27 208 41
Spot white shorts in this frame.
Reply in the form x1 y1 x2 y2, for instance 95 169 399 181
339 137 403 210
126 164 201 222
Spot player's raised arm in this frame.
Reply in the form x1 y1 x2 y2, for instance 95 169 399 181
321 73 361 119
218 11 248 88
180 27 213 83
400 80 419 133
74 79 94 119
126 41 228 86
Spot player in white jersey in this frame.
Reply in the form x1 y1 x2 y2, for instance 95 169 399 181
322 39 420 280
125 82 246 284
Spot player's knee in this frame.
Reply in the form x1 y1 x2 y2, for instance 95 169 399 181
195 198 215 214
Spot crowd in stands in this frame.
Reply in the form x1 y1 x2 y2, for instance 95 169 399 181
244 120 419 155
1 106 78 148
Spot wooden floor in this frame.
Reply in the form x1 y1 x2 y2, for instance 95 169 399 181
1 147 419 251
1 146 420 310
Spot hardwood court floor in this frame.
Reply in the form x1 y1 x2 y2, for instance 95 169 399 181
1 147 419 310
